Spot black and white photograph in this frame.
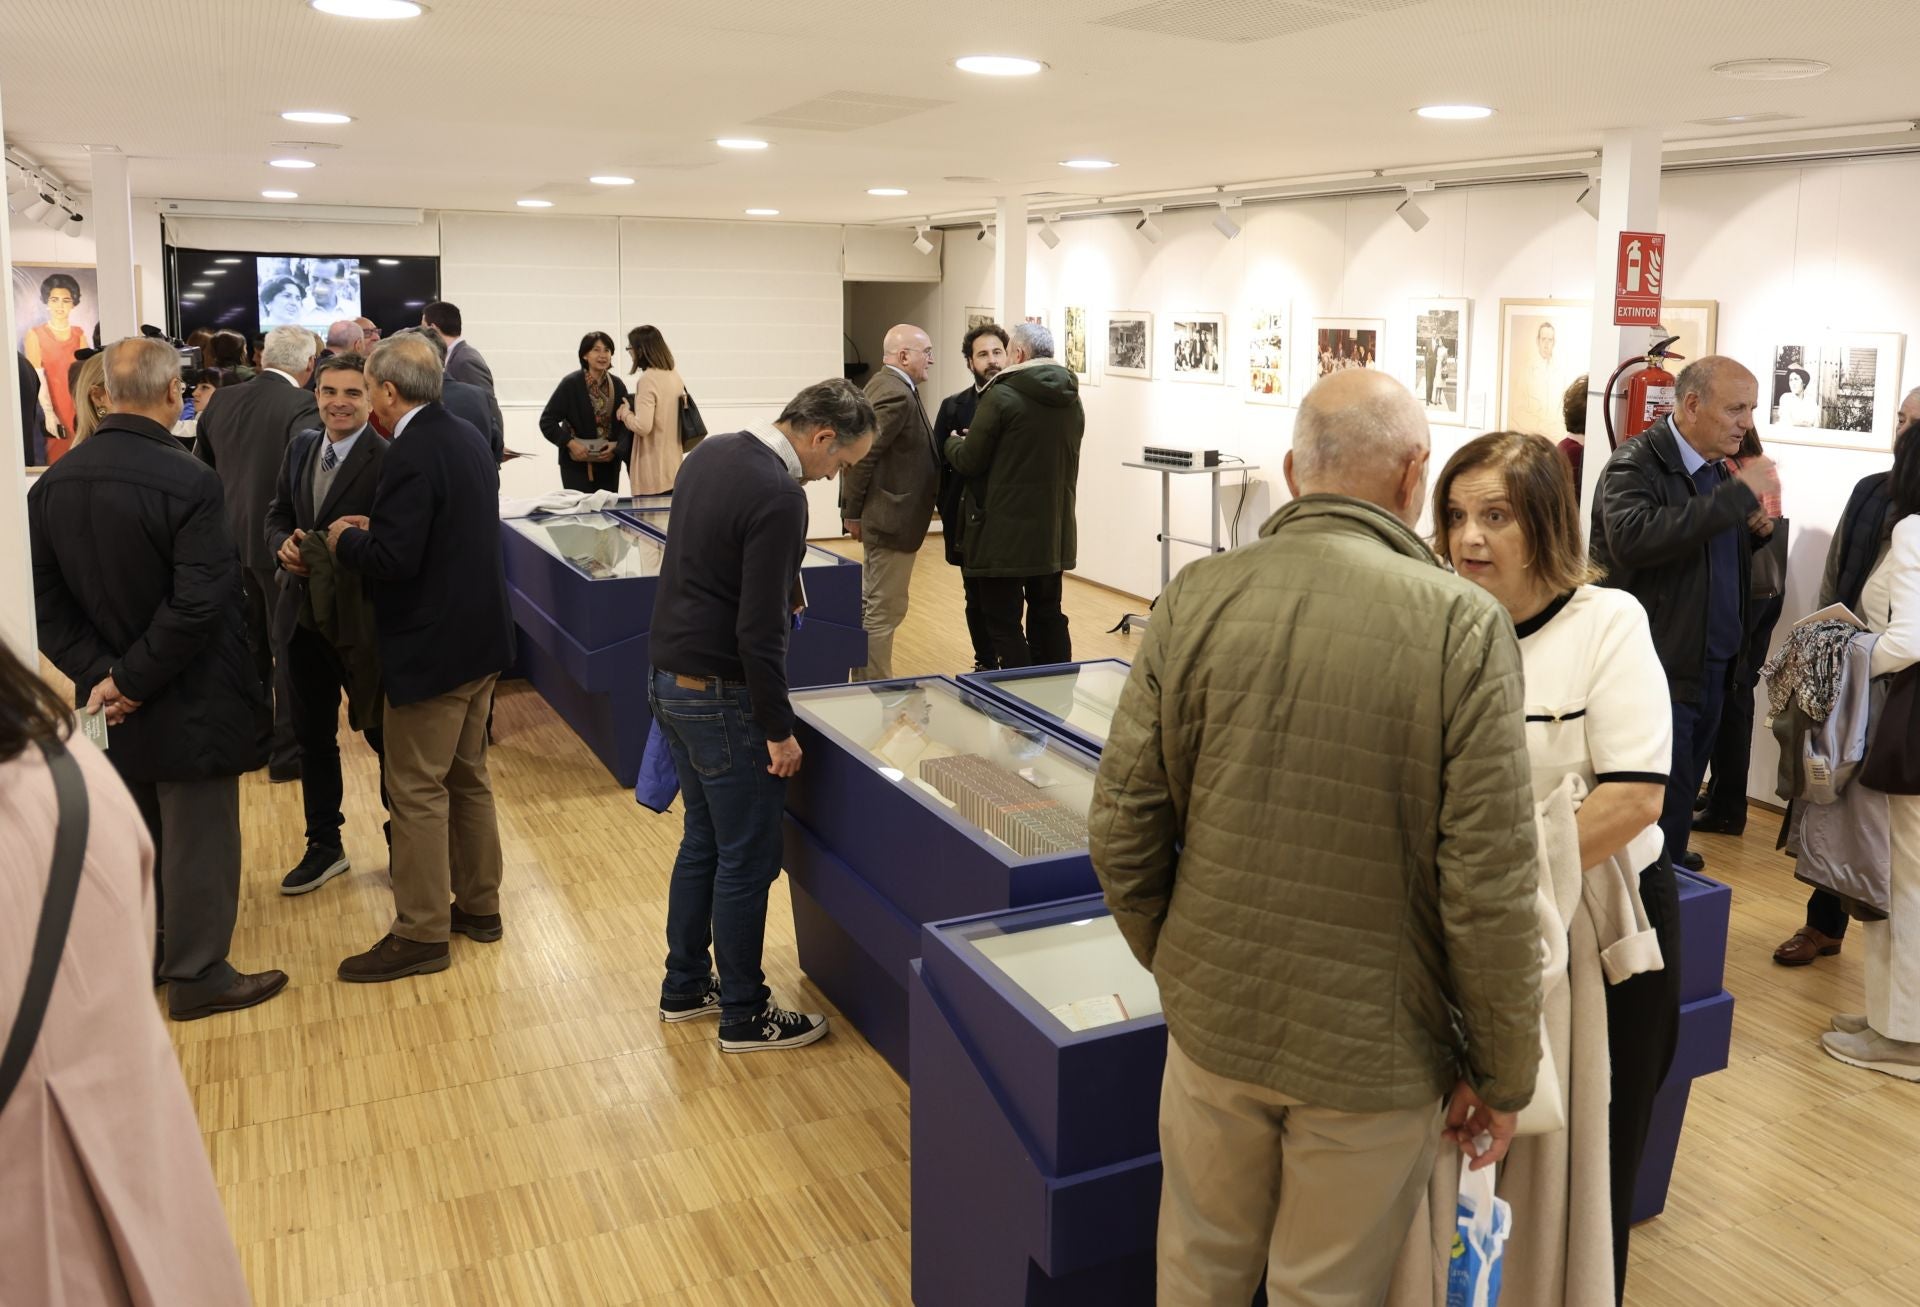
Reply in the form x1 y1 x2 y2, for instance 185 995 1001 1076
256 256 364 332
1408 298 1469 425
1246 308 1290 405
1498 298 1591 442
1169 314 1225 384
1313 318 1384 380
965 306 995 333
1765 333 1907 450
1106 311 1152 379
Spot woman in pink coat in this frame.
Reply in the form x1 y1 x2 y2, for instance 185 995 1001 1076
0 643 251 1306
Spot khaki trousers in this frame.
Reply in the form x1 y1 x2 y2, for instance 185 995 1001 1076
1157 1037 1443 1307
854 541 917 681
384 674 504 944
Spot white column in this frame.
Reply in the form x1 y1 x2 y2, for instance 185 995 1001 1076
1580 126 1663 523
994 194 1028 323
90 148 139 340
0 81 36 659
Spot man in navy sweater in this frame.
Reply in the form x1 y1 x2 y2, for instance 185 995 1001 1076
649 380 875 1051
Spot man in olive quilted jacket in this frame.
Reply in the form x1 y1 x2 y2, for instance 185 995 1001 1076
1089 368 1543 1306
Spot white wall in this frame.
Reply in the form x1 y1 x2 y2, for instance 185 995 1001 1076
949 153 1920 804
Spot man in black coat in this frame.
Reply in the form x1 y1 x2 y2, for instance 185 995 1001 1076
17 352 46 465
195 324 320 780
401 325 504 467
27 336 289 1021
934 322 1008 671
422 300 504 451
327 334 515 983
264 351 390 896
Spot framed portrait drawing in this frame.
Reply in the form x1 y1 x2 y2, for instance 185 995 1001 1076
965 306 995 333
1245 308 1290 405
1063 306 1098 386
1169 313 1226 384
1312 318 1385 382
1657 299 1717 371
1498 299 1591 443
1764 333 1907 451
1106 311 1152 380
1408 298 1469 426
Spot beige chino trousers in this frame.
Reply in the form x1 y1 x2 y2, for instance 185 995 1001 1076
383 673 504 944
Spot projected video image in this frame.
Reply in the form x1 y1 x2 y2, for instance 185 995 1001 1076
256 256 364 332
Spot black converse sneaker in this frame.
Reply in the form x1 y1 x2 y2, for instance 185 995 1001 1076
659 975 722 1023
281 845 349 895
719 1003 829 1053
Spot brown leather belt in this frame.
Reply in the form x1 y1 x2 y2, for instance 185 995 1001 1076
666 671 748 691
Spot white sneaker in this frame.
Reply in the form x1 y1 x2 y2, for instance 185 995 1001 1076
1821 1028 1920 1081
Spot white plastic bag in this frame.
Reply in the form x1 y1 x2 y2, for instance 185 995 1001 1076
1446 1149 1510 1307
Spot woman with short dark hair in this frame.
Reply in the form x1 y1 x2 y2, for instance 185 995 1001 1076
259 275 305 328
617 324 687 494
24 272 87 459
538 331 631 490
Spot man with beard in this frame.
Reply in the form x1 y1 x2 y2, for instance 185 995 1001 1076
934 322 1008 670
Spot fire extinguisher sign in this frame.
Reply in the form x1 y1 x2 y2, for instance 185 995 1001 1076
1614 230 1665 326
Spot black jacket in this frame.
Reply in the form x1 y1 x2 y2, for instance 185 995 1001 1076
538 370 631 492
1590 417 1765 703
443 376 504 467
933 383 986 566
334 403 514 706
944 361 1085 578
27 414 269 781
194 371 319 571
17 352 45 466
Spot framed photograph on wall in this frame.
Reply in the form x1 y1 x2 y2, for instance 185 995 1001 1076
1169 313 1226 384
1657 299 1718 371
1063 306 1098 386
1106 310 1152 380
1764 333 1907 451
965 306 996 332
1246 308 1290 405
1498 299 1591 442
1312 318 1385 383
13 262 105 444
1408 298 1469 426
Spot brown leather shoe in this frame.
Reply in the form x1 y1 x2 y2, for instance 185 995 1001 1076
170 968 289 1021
451 907 503 943
338 934 450 983
1774 927 1844 967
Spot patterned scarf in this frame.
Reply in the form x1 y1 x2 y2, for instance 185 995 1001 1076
1761 620 1860 723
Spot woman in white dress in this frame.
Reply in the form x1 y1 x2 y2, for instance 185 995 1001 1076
1823 422 1920 1079
1434 431 1677 1305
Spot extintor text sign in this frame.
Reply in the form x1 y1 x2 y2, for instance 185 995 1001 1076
1614 231 1665 326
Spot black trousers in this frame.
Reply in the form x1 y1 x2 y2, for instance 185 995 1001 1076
1606 854 1683 1304
960 573 997 672
119 770 242 1013
242 564 299 770
973 572 1070 670
1701 593 1784 830
286 622 388 850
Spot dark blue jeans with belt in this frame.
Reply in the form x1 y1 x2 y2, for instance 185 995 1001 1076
649 669 787 1024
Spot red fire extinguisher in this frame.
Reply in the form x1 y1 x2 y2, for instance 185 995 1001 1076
1603 332 1682 451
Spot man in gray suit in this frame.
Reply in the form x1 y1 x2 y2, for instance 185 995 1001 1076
841 323 939 680
195 324 320 779
420 302 503 462
397 326 504 467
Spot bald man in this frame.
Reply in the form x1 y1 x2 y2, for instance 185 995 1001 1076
1091 368 1541 1304
1591 355 1780 874
842 323 939 680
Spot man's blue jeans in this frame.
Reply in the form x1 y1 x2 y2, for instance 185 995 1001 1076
650 669 787 1024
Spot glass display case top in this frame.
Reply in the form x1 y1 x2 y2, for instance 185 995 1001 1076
795 678 1097 858
506 513 665 581
947 908 1162 1034
990 661 1130 745
801 543 854 570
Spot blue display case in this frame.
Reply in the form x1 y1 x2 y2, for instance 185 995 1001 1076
784 677 1106 1076
957 659 1131 756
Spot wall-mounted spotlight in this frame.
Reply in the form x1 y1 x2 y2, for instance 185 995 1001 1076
1211 199 1242 240
912 224 934 255
1396 183 1432 232
21 189 56 223
1576 175 1602 220
1037 215 1061 249
1135 206 1163 244
56 205 85 238
977 220 996 246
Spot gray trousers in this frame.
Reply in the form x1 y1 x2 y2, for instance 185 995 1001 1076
122 773 242 1012
244 563 299 770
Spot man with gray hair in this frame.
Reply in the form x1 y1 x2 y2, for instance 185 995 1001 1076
1089 368 1543 1304
195 322 320 780
325 334 516 984
29 336 289 1019
943 320 1084 667
395 324 504 466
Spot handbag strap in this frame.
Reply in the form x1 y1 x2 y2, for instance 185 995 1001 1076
0 736 91 1114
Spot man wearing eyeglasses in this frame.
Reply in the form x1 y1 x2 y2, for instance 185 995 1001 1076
842 323 939 680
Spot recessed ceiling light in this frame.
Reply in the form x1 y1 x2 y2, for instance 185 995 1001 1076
716 138 770 151
867 187 909 197
378 258 400 265
261 190 299 199
955 55 1046 77
309 0 425 18
192 281 214 288
215 258 242 264
1060 158 1117 169
517 198 554 207
281 110 353 125
1416 104 1495 120
270 158 318 169
589 175 635 185
182 293 205 300
1713 57 1831 81
204 269 228 276
745 208 780 216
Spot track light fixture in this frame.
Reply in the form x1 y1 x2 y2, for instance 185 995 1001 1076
912 225 934 255
1576 176 1602 220
1395 183 1432 232
22 190 56 223
1135 206 1163 244
1037 215 1061 250
57 206 85 238
1211 199 1242 240
977 221 995 246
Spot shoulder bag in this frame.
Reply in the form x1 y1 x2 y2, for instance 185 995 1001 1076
679 389 709 453
0 737 90 1114
1861 664 1920 795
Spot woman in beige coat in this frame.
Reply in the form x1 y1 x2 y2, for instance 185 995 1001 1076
0 643 251 1306
617 323 686 496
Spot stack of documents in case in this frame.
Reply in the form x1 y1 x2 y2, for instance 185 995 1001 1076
918 754 1090 856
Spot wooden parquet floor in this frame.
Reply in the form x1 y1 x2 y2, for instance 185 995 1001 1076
158 547 1920 1306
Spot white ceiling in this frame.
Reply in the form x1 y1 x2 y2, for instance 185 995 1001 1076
3 0 1918 226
